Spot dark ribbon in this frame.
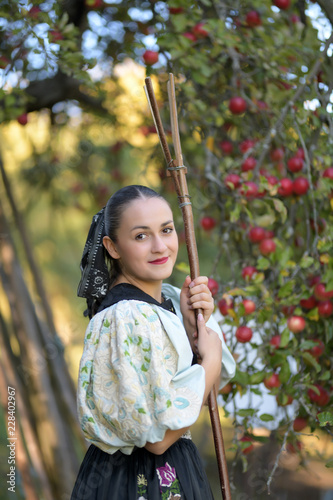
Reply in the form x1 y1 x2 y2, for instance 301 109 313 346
77 208 110 300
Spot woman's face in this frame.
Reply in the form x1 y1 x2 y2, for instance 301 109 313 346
104 197 179 290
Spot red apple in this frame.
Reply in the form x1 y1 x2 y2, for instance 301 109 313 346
200 216 217 231
85 0 104 8
49 30 64 42
218 297 234 316
192 22 209 38
308 275 321 287
240 436 254 455
287 316 306 333
278 177 293 197
273 0 290 9
287 156 303 173
236 326 253 343
308 384 330 406
207 278 219 296
240 181 258 198
264 373 281 389
248 226 266 243
266 175 279 187
276 394 293 406
143 50 159 65
242 299 256 314
239 139 255 153
219 382 233 395
224 173 241 189
246 10 262 26
286 440 304 454
28 6 41 17
323 167 333 179
314 283 333 301
259 238 276 256
295 147 305 160
264 229 275 238
183 32 197 42
169 7 184 14
293 417 308 432
17 113 28 125
0 55 10 69
270 147 284 162
318 300 333 318
310 217 326 234
293 177 309 195
306 339 325 358
241 157 257 172
270 335 281 349
219 140 233 154
281 304 296 317
300 296 318 310
229 96 247 115
242 266 257 281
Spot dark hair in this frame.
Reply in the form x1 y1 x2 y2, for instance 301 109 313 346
103 185 166 284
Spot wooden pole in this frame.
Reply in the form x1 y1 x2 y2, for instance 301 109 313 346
144 75 232 500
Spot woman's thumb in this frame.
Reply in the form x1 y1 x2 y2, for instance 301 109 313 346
197 312 204 323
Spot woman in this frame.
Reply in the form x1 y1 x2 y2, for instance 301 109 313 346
71 185 235 500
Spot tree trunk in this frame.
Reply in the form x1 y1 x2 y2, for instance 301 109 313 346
0 198 86 499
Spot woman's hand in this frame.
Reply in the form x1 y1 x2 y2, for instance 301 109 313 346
180 275 214 336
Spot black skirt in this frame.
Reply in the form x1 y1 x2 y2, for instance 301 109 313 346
70 438 214 500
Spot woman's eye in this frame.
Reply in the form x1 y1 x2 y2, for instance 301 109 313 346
163 227 173 234
135 233 147 240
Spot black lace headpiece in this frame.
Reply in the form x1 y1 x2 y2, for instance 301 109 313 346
77 208 110 315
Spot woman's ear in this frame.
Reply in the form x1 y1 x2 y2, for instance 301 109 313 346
103 236 120 260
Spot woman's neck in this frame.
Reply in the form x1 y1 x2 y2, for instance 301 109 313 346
112 275 163 302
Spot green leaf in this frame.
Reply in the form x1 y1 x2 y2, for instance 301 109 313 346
233 369 249 386
280 327 290 348
103 319 111 328
260 413 275 422
230 203 241 222
257 257 270 270
279 361 291 383
138 408 146 414
302 352 321 373
278 281 295 298
175 262 191 274
249 372 266 385
317 412 333 427
299 255 314 269
238 408 256 417
273 199 287 223
325 460 333 468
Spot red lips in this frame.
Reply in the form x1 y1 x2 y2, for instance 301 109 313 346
148 257 169 265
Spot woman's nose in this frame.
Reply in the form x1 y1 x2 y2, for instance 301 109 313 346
152 235 167 252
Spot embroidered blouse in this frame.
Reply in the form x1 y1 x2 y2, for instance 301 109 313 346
77 283 236 455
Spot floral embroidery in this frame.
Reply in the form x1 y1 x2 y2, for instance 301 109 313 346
137 474 147 486
137 473 148 499
156 463 183 500
157 463 176 488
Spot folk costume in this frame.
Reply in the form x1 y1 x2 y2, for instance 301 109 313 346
71 208 236 500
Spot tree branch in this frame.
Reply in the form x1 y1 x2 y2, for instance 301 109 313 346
25 71 108 114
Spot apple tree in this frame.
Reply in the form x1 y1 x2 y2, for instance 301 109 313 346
152 0 333 479
1 0 333 497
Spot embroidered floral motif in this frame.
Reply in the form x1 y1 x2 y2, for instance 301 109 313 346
137 474 148 487
156 463 176 488
137 473 148 499
156 462 183 500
